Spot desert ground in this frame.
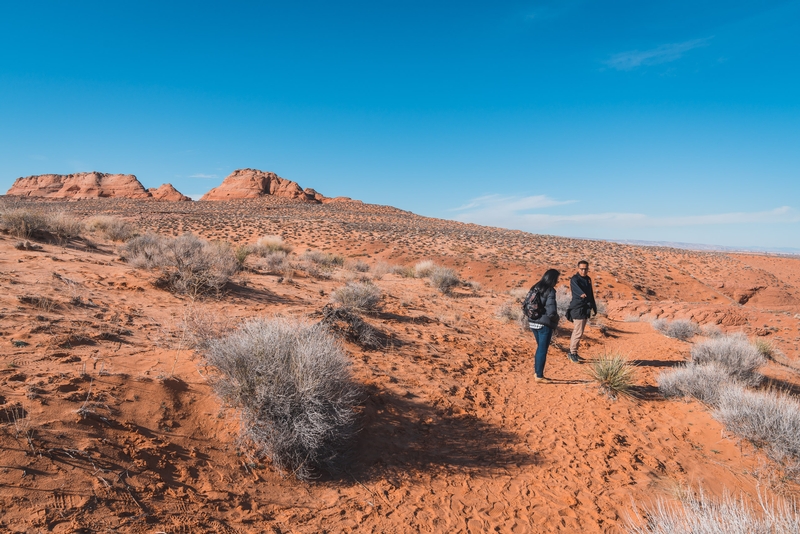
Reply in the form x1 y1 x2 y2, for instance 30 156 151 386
1 196 799 533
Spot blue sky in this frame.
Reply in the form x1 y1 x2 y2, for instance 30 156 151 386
2 1 799 249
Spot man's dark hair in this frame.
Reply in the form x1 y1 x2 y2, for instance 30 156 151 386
577 260 589 267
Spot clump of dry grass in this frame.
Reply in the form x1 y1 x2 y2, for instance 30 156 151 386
413 260 436 278
496 300 524 323
251 235 293 256
0 207 83 241
205 317 359 479
652 318 699 340
85 215 139 241
391 264 415 278
627 488 800 534
330 281 381 312
121 233 238 297
429 266 460 294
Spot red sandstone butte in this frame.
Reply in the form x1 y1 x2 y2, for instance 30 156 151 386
200 168 326 202
6 172 191 201
148 183 192 202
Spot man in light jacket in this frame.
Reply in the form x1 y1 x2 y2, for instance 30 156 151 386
567 260 596 363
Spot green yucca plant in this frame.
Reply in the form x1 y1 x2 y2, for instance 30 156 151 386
588 353 637 399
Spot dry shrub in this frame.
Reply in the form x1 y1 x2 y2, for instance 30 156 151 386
391 264 415 278
701 324 724 338
46 212 83 240
251 235 293 256
85 215 139 241
429 266 460 294
344 259 370 273
413 260 436 278
509 287 528 300
205 318 359 479
121 233 238 297
496 300 524 323
658 363 731 405
0 207 50 238
370 262 391 279
321 304 380 349
690 334 765 387
302 249 344 267
254 250 290 274
555 285 570 317
652 318 699 340
0 207 82 241
587 353 637 399
330 281 381 312
627 488 800 534
714 386 800 471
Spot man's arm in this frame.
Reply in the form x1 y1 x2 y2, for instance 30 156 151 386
570 275 586 299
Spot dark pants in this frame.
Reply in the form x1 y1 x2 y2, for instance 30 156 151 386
531 325 553 378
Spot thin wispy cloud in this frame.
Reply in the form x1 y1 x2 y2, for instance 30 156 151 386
452 195 800 231
190 173 218 179
451 194 576 212
606 37 711 71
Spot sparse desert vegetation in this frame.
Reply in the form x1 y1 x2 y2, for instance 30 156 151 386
1 196 799 532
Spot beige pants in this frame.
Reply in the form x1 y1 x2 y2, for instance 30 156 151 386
570 318 588 354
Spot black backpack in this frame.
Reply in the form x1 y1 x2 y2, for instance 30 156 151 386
522 285 545 321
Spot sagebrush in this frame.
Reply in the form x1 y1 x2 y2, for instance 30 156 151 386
205 318 359 479
652 318 699 340
121 233 238 296
330 281 381 312
690 334 764 387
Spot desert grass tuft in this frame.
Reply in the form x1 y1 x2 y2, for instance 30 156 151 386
205 318 359 479
413 260 436 278
652 318 699 340
587 353 637 399
121 233 238 297
429 266 460 294
85 215 139 241
251 235 294 256
330 281 381 312
627 488 800 534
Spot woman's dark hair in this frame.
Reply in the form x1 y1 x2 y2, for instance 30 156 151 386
534 268 560 291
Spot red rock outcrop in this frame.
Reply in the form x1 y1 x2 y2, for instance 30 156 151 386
200 169 326 202
7 172 152 200
148 183 192 202
6 172 192 202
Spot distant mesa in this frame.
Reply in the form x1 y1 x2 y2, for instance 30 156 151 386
199 168 359 204
6 172 191 201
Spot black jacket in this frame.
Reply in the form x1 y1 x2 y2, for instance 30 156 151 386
530 286 559 329
569 274 596 320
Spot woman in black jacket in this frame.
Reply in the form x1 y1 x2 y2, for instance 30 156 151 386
528 268 560 383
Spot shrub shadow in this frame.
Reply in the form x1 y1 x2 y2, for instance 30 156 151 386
224 282 294 305
345 386 539 482
630 359 683 369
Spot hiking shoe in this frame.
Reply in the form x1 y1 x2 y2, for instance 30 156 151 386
535 376 552 383
567 353 580 363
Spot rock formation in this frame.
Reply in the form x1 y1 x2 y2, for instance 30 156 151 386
200 169 327 202
148 183 192 202
6 172 191 201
